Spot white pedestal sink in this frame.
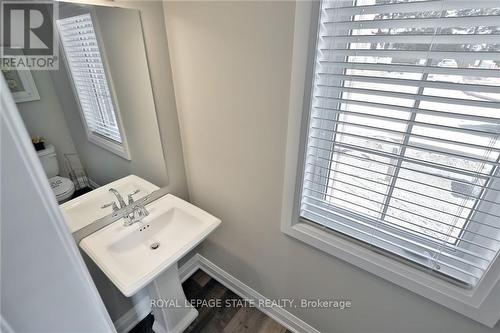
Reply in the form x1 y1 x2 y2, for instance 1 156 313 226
79 192 221 333
147 265 198 333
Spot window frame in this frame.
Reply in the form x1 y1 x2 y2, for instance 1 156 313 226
57 8 131 160
281 1 500 327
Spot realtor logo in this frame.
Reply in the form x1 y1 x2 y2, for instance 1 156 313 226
1 1 58 69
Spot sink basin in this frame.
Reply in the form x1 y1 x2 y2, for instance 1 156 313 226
66 174 221 333
80 194 220 297
80 192 220 333
61 175 159 233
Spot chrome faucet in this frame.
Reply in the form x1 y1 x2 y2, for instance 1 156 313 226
124 204 149 226
127 189 140 205
109 188 127 209
101 201 119 212
101 188 149 226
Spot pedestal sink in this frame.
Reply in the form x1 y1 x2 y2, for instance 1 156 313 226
79 193 221 333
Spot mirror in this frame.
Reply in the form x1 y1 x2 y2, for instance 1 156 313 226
2 2 168 204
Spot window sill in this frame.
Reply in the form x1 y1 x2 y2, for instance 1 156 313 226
301 203 481 288
87 132 131 161
281 217 500 327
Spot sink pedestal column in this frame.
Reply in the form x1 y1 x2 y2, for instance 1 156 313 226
147 264 198 333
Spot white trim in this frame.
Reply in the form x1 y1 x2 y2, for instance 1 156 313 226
56 8 131 161
86 133 130 160
55 0 116 5
179 254 204 283
1 68 40 103
113 296 151 333
88 8 131 160
179 254 321 333
109 251 323 333
281 0 316 242
280 1 500 328
1 76 116 332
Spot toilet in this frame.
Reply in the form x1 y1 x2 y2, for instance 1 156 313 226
37 144 76 204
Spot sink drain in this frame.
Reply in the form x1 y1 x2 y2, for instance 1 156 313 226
150 242 160 250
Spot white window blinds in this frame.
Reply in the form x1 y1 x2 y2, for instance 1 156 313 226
300 0 500 287
56 14 122 143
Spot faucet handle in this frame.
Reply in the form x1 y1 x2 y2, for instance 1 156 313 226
127 189 140 205
101 201 118 212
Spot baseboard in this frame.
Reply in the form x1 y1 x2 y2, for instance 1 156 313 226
113 253 320 333
191 254 321 333
179 254 202 283
113 295 151 333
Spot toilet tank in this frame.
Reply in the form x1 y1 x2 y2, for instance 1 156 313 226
37 144 59 178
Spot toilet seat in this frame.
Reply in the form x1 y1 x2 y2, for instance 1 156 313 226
49 176 75 203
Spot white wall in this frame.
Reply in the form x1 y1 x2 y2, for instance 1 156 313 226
16 70 80 177
163 2 500 332
1 77 114 333
117 0 188 199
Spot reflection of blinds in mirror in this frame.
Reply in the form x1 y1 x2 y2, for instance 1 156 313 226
300 0 500 288
57 14 122 143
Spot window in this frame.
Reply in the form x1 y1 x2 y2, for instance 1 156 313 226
280 0 500 317
56 13 129 159
282 0 500 323
300 0 500 289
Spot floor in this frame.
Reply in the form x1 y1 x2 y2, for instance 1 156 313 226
130 269 291 333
